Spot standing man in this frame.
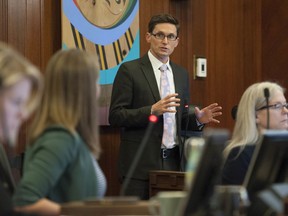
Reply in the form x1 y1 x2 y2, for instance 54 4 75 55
109 13 222 200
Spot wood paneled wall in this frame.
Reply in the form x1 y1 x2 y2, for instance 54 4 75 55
262 0 288 89
205 0 262 130
0 0 61 70
1 0 288 196
0 0 61 154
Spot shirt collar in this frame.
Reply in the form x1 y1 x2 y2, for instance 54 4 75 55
148 50 171 72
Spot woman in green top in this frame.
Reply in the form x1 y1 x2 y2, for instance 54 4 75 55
13 49 106 215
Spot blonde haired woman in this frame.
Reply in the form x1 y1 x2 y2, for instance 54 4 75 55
13 49 106 215
222 81 288 185
0 42 42 215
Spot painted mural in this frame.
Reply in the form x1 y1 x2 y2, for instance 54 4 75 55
62 0 140 125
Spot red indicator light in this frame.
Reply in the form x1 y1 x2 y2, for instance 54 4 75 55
149 115 158 123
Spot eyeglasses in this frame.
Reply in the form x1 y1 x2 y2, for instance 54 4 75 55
257 102 288 111
151 32 178 41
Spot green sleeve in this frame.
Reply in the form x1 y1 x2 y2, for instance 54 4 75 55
13 130 79 206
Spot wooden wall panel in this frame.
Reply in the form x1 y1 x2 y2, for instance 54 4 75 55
7 0 27 52
1 0 61 69
40 0 61 71
1 0 288 197
0 0 8 42
98 126 121 196
189 0 206 106
1 0 61 153
26 0 41 66
206 0 262 131
262 0 288 92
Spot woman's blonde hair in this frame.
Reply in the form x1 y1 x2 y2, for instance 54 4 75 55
0 42 43 116
224 81 285 158
29 48 101 158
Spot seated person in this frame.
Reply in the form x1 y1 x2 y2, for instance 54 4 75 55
13 49 106 215
0 42 42 215
221 81 288 185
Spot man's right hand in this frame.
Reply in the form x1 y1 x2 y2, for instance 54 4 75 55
151 93 180 116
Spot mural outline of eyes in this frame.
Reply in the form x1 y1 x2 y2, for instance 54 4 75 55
106 0 127 6
74 0 132 29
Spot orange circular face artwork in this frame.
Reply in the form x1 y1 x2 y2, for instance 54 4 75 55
63 0 139 125
75 0 130 28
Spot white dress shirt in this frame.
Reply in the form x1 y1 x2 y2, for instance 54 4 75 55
148 51 177 148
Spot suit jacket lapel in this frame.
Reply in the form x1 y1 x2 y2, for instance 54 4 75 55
140 54 161 102
170 61 185 136
170 62 182 114
170 62 181 96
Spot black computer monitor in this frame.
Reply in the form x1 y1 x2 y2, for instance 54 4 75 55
244 130 288 200
180 129 230 216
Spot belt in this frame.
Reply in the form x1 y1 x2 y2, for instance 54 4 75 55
160 146 180 159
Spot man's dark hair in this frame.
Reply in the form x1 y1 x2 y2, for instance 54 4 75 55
148 13 180 36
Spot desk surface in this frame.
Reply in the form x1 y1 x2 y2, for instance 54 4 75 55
61 199 158 216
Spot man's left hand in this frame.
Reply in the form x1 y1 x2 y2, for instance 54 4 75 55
194 103 222 124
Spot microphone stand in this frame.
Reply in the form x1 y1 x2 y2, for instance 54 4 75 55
179 104 190 172
119 115 158 196
264 88 270 130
